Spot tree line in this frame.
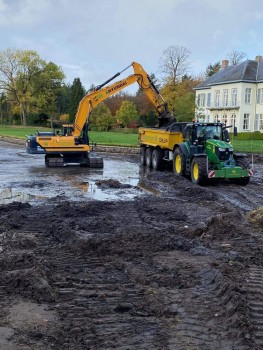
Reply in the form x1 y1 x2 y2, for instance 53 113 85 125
0 47 246 130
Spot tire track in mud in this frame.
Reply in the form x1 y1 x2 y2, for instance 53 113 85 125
36 237 171 349
247 267 263 345
1 196 263 349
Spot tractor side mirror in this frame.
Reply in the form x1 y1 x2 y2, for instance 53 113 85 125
223 129 230 142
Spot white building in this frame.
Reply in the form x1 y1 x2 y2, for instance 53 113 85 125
194 56 263 132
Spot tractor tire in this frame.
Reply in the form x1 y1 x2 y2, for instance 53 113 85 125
146 148 153 168
173 147 186 176
191 157 208 185
140 146 146 166
234 156 250 169
152 148 164 171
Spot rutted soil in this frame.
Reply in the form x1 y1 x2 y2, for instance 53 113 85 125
0 151 263 349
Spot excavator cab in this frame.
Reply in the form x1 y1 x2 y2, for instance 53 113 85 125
62 124 74 136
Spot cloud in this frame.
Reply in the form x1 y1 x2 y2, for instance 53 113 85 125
0 0 50 26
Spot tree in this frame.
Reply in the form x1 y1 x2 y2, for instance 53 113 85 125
160 75 200 122
56 84 71 114
0 92 9 123
227 50 247 65
0 48 64 125
116 100 138 127
104 91 132 116
205 62 221 78
137 110 158 127
89 102 115 131
159 45 191 85
69 78 86 122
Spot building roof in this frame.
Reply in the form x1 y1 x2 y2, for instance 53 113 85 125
195 59 263 90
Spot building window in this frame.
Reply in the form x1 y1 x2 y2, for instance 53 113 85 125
215 90 220 107
243 113 250 130
255 114 263 131
245 88 252 104
223 89 228 107
222 114 228 125
207 93 211 107
257 89 263 104
231 88 237 106
197 93 206 107
231 114 236 131
214 114 219 122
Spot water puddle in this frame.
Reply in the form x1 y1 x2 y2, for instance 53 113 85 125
0 188 42 204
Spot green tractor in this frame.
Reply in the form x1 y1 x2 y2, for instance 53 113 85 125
173 122 253 185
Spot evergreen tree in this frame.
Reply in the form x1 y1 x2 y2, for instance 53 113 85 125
69 78 85 122
205 62 221 78
56 84 71 114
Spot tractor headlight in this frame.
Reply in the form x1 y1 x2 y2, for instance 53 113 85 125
218 148 226 152
228 147 233 152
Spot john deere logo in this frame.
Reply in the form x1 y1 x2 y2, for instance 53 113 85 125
232 170 236 174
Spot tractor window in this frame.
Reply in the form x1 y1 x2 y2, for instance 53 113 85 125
185 127 192 141
197 125 222 141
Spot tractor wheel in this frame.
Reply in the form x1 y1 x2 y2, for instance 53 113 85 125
152 148 164 171
140 146 146 166
146 148 153 168
173 148 186 176
191 157 208 185
234 156 250 169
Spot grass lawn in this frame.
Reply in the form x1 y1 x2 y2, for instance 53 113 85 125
0 125 139 147
231 139 263 153
0 125 262 152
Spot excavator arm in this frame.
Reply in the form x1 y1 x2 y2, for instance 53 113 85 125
73 62 173 137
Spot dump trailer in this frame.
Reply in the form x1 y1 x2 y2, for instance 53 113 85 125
139 121 253 185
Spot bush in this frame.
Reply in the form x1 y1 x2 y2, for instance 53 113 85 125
111 127 138 134
230 131 263 140
27 113 49 126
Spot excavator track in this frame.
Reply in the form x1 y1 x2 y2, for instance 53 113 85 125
45 156 64 167
45 154 104 168
88 155 104 168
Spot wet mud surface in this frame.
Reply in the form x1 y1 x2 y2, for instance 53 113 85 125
0 141 263 349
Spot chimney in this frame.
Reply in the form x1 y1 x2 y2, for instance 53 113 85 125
255 55 263 62
221 60 229 69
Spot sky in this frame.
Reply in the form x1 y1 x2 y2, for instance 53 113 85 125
0 0 263 93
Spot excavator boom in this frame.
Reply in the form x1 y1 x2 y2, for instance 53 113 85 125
72 62 172 137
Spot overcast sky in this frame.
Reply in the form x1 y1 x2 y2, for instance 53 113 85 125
0 0 263 92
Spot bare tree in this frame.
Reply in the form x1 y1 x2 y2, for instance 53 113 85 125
159 45 191 85
227 50 247 65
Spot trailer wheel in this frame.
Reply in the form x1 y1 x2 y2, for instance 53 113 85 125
146 148 153 168
191 157 208 185
140 146 146 166
152 148 164 171
173 148 186 176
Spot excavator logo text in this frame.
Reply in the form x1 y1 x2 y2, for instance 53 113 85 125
106 81 127 94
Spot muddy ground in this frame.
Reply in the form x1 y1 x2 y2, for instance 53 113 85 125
0 143 263 349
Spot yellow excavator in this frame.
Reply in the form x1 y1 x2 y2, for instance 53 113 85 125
26 62 174 167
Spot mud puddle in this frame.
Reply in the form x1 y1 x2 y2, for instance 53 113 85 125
0 146 145 203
